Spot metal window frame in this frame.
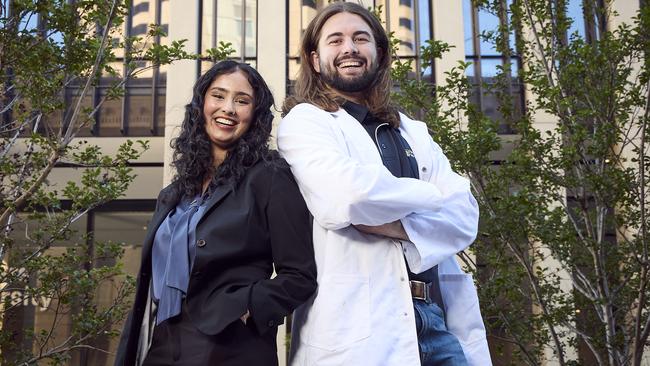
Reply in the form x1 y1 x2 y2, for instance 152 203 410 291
465 0 525 134
64 0 167 137
197 0 260 80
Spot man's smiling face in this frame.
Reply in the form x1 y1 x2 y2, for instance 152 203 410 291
311 11 380 97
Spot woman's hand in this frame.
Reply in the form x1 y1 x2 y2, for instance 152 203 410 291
240 310 251 324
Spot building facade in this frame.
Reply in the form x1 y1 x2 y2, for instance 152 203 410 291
3 0 644 365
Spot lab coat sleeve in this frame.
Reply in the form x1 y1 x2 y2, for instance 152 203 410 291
400 137 479 273
277 103 444 230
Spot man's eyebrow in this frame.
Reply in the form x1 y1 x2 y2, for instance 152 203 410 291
324 32 344 40
324 30 372 41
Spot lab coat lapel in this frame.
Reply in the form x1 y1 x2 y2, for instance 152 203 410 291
331 109 383 165
399 114 432 179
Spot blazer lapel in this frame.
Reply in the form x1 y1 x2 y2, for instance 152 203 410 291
139 183 232 261
141 188 181 261
197 184 233 226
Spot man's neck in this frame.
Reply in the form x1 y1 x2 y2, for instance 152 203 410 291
333 90 364 105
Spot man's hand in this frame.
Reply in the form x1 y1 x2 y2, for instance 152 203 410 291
354 220 409 241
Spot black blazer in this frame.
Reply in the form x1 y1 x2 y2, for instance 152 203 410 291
115 159 317 365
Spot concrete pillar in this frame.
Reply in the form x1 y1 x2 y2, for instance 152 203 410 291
163 0 199 185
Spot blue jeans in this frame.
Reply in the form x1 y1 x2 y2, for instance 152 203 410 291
414 300 468 366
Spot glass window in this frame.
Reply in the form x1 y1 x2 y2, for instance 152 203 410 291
3 208 155 366
565 0 605 43
49 0 170 137
124 0 167 136
94 211 152 248
126 84 155 136
287 0 330 56
1 0 8 18
399 17 412 30
133 1 150 15
417 0 431 47
566 0 585 38
18 9 39 31
478 5 500 55
510 58 519 77
91 211 152 365
463 0 523 134
287 58 300 96
463 0 475 54
374 0 422 57
375 0 432 81
201 0 217 56
465 62 476 79
73 93 97 136
480 58 502 78
2 215 87 364
131 23 148 36
159 0 171 48
200 0 258 74
97 87 123 136
286 0 332 92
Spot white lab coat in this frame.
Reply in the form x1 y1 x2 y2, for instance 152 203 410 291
278 103 492 366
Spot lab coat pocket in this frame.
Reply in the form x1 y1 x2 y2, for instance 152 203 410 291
307 274 371 351
439 273 486 346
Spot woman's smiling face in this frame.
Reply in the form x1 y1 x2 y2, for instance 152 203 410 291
202 69 255 162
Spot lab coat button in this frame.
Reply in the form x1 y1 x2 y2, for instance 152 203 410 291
400 277 405 281
421 166 427 172
197 239 206 247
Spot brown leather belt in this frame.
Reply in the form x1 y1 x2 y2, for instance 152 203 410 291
410 280 434 303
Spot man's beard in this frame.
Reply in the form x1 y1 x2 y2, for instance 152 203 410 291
319 58 378 93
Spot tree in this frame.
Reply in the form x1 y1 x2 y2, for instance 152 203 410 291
392 1 650 365
0 0 222 364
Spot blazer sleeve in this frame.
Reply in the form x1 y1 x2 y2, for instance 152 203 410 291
278 103 446 230
400 137 479 273
247 164 317 334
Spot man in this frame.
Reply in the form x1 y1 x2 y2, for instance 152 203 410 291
278 2 491 366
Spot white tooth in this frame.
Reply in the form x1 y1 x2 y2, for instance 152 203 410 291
339 61 362 68
215 118 235 126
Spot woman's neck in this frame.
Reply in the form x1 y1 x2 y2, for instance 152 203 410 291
201 176 212 195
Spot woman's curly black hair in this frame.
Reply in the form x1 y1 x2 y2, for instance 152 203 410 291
170 60 275 198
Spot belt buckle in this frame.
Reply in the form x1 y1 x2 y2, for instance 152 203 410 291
410 280 432 304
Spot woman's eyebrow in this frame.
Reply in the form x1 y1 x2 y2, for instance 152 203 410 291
208 86 252 99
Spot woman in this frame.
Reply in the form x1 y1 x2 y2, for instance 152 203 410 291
115 60 317 366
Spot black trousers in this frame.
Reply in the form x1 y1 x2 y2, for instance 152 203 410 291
142 307 278 366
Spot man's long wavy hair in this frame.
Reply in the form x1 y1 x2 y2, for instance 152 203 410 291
282 2 399 127
171 60 275 199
